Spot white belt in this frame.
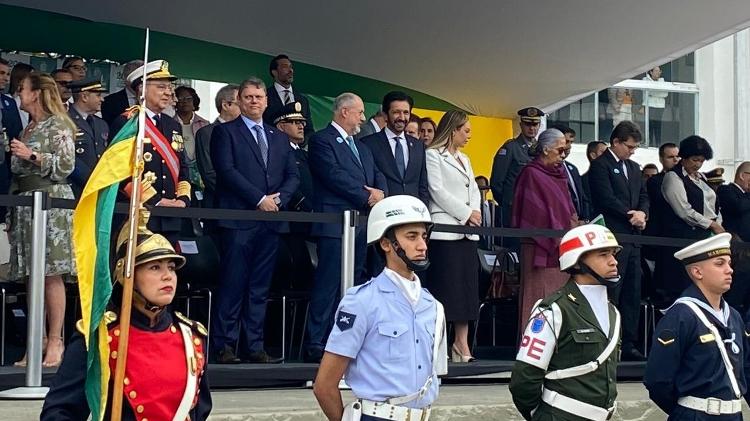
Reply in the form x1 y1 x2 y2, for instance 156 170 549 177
541 389 616 421
678 396 742 415
360 399 431 421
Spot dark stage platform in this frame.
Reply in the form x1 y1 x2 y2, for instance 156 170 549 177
0 360 646 391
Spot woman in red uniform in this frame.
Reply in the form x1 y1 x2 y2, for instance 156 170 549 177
41 213 212 420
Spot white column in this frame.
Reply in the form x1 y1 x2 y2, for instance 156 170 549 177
735 29 750 172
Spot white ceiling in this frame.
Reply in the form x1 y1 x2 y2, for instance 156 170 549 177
4 0 750 118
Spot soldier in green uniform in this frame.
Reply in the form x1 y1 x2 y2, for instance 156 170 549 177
510 224 622 421
490 107 544 236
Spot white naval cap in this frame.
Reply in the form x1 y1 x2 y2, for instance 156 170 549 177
126 60 177 88
673 232 732 265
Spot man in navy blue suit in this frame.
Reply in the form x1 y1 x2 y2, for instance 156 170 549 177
304 93 387 363
361 91 429 206
210 77 300 364
0 58 21 219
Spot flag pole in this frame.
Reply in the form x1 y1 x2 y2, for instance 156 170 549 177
111 27 150 421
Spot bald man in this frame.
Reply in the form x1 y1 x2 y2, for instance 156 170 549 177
717 162 750 241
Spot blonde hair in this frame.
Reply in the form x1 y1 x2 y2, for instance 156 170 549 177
428 109 469 152
25 73 75 131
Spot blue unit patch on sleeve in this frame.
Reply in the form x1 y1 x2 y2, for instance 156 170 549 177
530 316 545 333
336 311 357 331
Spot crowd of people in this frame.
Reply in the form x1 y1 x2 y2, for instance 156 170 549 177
2 52 750 374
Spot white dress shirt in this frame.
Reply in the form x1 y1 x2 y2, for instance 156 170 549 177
274 82 295 104
384 127 409 167
384 267 421 309
578 284 611 335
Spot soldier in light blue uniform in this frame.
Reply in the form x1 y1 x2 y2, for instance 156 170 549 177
313 195 447 421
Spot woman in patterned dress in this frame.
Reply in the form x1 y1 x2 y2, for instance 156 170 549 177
8 73 76 367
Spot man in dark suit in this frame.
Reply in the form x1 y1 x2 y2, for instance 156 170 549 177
718 161 750 241
262 54 314 139
0 58 19 219
581 140 608 206
589 121 649 361
271 101 315 291
67 78 110 199
109 60 192 242
304 93 387 363
362 91 429 205
101 60 143 124
195 83 240 209
210 77 300 364
552 124 591 221
644 143 679 286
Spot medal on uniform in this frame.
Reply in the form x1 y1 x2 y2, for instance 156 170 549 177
171 132 184 152
143 152 153 162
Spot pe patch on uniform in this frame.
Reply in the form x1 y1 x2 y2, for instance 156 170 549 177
336 311 357 331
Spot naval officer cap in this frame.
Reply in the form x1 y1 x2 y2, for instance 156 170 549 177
674 232 732 265
68 77 108 94
271 101 306 125
518 107 545 123
127 60 177 89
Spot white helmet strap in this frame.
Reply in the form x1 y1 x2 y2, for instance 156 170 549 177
574 261 621 286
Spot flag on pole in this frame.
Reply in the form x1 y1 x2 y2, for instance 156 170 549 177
73 111 139 421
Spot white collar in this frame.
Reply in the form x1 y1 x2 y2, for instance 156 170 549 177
330 121 350 140
274 82 292 95
607 148 621 163
383 267 421 308
371 118 382 133
145 108 159 120
384 126 404 141
289 141 300 150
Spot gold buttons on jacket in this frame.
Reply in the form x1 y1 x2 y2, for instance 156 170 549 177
124 377 130 385
129 390 137 399
110 351 118 359
193 338 201 346
114 329 120 337
170 325 177 333
136 405 144 413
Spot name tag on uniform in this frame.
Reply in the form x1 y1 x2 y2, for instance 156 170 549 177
699 333 716 343
576 328 595 334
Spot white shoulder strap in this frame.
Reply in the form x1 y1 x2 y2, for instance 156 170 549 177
173 322 199 421
545 307 621 380
677 300 741 398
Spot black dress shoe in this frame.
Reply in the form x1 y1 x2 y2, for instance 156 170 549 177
245 350 283 364
621 347 646 361
216 345 242 364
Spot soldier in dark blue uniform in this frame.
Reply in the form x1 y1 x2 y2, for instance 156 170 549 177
644 233 750 419
67 77 109 199
109 60 191 243
41 211 211 420
490 107 544 246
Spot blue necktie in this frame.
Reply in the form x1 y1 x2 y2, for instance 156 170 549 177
394 136 406 178
253 125 268 165
346 136 361 165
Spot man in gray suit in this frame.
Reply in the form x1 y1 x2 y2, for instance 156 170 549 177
195 84 240 207
354 110 386 140
490 107 544 232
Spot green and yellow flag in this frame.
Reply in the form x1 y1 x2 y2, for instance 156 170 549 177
73 113 138 421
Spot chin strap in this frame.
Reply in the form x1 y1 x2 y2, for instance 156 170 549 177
133 288 166 314
392 241 431 272
571 262 621 287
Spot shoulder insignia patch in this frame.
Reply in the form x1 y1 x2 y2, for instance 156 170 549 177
530 314 546 333
336 310 357 331
174 311 207 336
658 337 675 346
498 148 508 156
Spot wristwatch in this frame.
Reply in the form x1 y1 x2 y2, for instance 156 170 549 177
29 153 37 162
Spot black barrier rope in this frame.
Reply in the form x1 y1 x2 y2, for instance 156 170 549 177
0 194 714 248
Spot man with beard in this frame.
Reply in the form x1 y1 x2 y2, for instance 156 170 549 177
304 93 387 363
362 91 429 205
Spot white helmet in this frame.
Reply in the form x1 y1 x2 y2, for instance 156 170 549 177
559 224 621 271
367 195 432 244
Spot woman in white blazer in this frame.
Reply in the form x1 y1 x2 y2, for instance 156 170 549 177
425 110 481 362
